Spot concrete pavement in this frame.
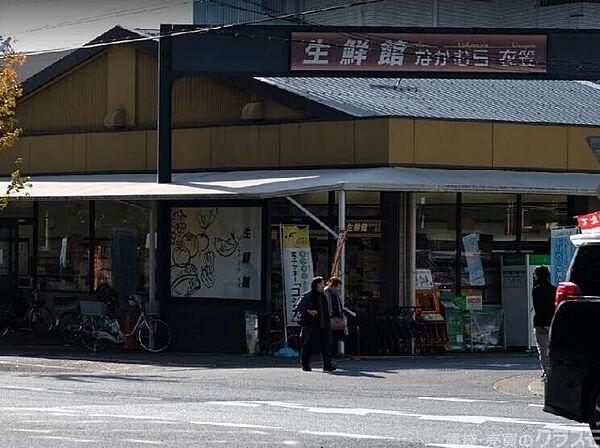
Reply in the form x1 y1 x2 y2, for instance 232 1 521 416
0 349 588 447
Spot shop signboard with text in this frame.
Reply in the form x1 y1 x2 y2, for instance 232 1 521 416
291 32 547 73
281 225 314 327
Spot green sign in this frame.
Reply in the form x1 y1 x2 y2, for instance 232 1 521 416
446 309 466 352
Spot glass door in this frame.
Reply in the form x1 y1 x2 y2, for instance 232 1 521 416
0 220 17 310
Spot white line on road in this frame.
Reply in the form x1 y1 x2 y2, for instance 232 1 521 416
418 397 507 404
32 436 98 443
429 444 491 448
122 440 163 445
0 385 73 395
301 430 394 440
191 421 282 430
528 404 544 408
206 401 262 408
11 429 52 434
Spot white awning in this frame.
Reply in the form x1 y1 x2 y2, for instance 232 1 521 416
3 166 598 200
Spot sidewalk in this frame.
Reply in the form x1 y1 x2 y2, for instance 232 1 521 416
494 374 545 398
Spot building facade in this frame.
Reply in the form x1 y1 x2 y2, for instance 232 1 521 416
2 25 598 353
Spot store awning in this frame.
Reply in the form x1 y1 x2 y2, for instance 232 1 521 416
2 167 598 200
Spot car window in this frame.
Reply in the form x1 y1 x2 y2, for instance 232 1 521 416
569 245 600 296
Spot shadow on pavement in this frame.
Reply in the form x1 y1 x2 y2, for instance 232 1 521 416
0 337 540 374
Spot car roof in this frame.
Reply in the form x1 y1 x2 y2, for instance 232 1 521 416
571 233 600 247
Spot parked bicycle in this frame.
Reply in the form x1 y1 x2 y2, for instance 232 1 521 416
0 289 54 338
80 294 171 353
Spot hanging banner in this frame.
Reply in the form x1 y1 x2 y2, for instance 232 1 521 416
550 227 578 285
281 225 314 327
462 233 486 286
576 210 600 234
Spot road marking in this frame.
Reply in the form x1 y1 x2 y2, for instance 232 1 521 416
429 444 491 448
33 436 97 443
528 404 544 408
11 429 52 434
114 395 163 401
301 430 394 440
244 401 586 430
282 442 299 446
0 385 73 395
122 440 163 445
418 397 506 404
191 421 282 430
206 401 262 408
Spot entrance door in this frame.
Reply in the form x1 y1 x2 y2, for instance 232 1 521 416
0 221 17 309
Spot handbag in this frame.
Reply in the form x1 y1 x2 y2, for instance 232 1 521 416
330 316 347 331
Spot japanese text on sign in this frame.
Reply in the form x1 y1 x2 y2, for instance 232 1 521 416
576 210 600 234
292 32 547 73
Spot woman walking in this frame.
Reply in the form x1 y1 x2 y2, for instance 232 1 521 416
325 277 346 357
294 277 335 372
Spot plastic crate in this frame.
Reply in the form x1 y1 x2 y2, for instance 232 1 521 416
79 301 107 317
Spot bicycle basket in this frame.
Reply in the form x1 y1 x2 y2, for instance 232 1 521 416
79 301 107 317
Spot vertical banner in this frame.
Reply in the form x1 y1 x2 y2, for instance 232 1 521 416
550 227 578 285
462 233 486 286
281 225 314 327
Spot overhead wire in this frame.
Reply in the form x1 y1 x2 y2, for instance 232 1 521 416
11 0 598 73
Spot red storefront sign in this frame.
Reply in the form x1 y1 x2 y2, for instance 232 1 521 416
577 210 600 233
291 32 547 73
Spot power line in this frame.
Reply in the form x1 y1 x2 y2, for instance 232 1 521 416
14 1 193 35
13 0 597 73
16 0 381 55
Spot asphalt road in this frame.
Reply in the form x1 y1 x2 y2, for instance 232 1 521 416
0 351 590 447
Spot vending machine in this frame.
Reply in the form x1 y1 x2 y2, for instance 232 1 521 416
501 255 550 349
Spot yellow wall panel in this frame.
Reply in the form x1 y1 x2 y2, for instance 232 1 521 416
262 101 304 121
493 124 568 169
211 126 279 168
281 121 355 166
415 120 493 167
0 138 31 175
86 131 146 172
173 128 211 170
389 119 416 164
136 52 157 128
29 134 77 173
355 119 390 164
107 46 136 126
567 126 600 171
173 77 250 126
18 54 108 134
146 131 157 171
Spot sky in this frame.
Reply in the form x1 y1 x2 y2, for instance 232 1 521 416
0 0 191 53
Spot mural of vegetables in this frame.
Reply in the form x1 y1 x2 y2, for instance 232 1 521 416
170 207 261 299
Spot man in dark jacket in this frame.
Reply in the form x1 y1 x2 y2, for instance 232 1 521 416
294 276 335 372
532 266 556 377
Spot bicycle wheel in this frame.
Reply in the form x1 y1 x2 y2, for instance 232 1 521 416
29 306 54 336
80 316 110 353
57 311 82 346
138 318 171 353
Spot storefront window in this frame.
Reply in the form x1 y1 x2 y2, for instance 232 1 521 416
37 202 90 292
521 195 568 252
95 201 150 301
416 193 458 300
460 194 517 305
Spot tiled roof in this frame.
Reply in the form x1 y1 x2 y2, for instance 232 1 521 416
257 77 600 126
17 50 75 83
